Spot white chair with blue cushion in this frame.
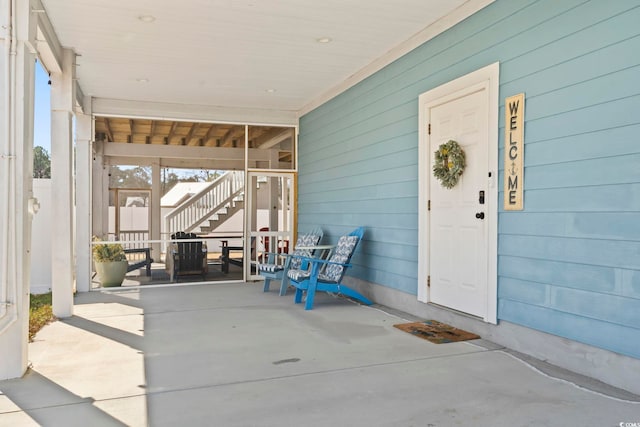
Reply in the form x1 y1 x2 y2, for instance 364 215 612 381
258 228 323 296
287 226 372 310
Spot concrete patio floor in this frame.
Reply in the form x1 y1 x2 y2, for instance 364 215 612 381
1 283 639 427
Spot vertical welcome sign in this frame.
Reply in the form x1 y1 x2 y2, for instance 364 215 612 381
504 93 525 210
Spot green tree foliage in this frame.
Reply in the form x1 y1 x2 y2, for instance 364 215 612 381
161 168 221 195
109 166 152 188
109 165 224 196
196 170 221 182
162 170 180 196
33 146 51 178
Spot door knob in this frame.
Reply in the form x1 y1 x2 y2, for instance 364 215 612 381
475 212 485 219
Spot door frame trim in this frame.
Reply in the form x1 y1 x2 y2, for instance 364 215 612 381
417 62 499 324
245 171 296 281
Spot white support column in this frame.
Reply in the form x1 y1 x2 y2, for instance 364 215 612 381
0 0 37 380
50 48 75 317
268 151 280 239
268 177 279 239
91 140 106 238
102 163 109 235
247 174 258 278
75 107 92 292
151 161 161 257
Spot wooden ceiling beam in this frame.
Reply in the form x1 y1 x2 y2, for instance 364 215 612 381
254 128 293 149
220 127 244 147
103 118 114 142
126 119 134 143
166 121 178 144
105 156 246 171
149 120 157 141
202 124 218 146
183 123 199 146
103 141 273 161
220 128 234 147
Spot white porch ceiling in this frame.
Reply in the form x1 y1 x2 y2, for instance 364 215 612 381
40 0 482 115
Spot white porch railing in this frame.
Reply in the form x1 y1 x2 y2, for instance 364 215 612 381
164 171 244 235
113 231 150 249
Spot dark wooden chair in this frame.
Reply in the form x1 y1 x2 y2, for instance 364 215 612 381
169 232 208 281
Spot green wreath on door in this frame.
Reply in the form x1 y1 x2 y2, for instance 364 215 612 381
433 140 466 189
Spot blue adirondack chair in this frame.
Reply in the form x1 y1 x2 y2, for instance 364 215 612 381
287 227 372 310
258 228 323 296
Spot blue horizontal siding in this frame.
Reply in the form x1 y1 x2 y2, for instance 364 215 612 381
298 0 640 357
501 26 640 96
499 300 640 358
521 154 640 190
499 212 640 241
501 285 640 329
551 287 640 329
510 183 640 212
499 235 640 270
507 94 640 144
301 181 418 204
501 3 640 85
299 198 416 216
498 255 639 297
299 146 418 186
518 66 640 123
524 124 640 167
298 213 417 232
498 277 548 306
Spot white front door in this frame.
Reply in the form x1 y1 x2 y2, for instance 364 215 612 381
428 88 489 318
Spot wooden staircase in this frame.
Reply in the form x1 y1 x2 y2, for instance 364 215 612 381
165 171 244 235
197 198 244 233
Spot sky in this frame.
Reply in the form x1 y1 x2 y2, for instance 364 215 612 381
34 62 51 152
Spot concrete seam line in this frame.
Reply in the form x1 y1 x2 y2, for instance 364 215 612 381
135 348 493 398
499 350 640 404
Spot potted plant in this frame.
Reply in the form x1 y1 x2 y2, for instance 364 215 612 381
92 238 128 287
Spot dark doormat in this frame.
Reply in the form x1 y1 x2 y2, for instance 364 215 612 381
393 320 480 344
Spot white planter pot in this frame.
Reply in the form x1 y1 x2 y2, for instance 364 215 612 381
94 260 128 287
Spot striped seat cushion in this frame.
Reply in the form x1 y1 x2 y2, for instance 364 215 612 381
287 269 340 284
287 269 310 282
258 263 284 273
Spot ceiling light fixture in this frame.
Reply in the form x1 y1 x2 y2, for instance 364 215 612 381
136 78 149 83
138 15 156 23
265 88 276 93
316 37 332 44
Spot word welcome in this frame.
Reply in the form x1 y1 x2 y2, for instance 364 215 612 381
504 93 524 210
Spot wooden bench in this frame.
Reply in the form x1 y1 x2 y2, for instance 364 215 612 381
124 248 153 277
